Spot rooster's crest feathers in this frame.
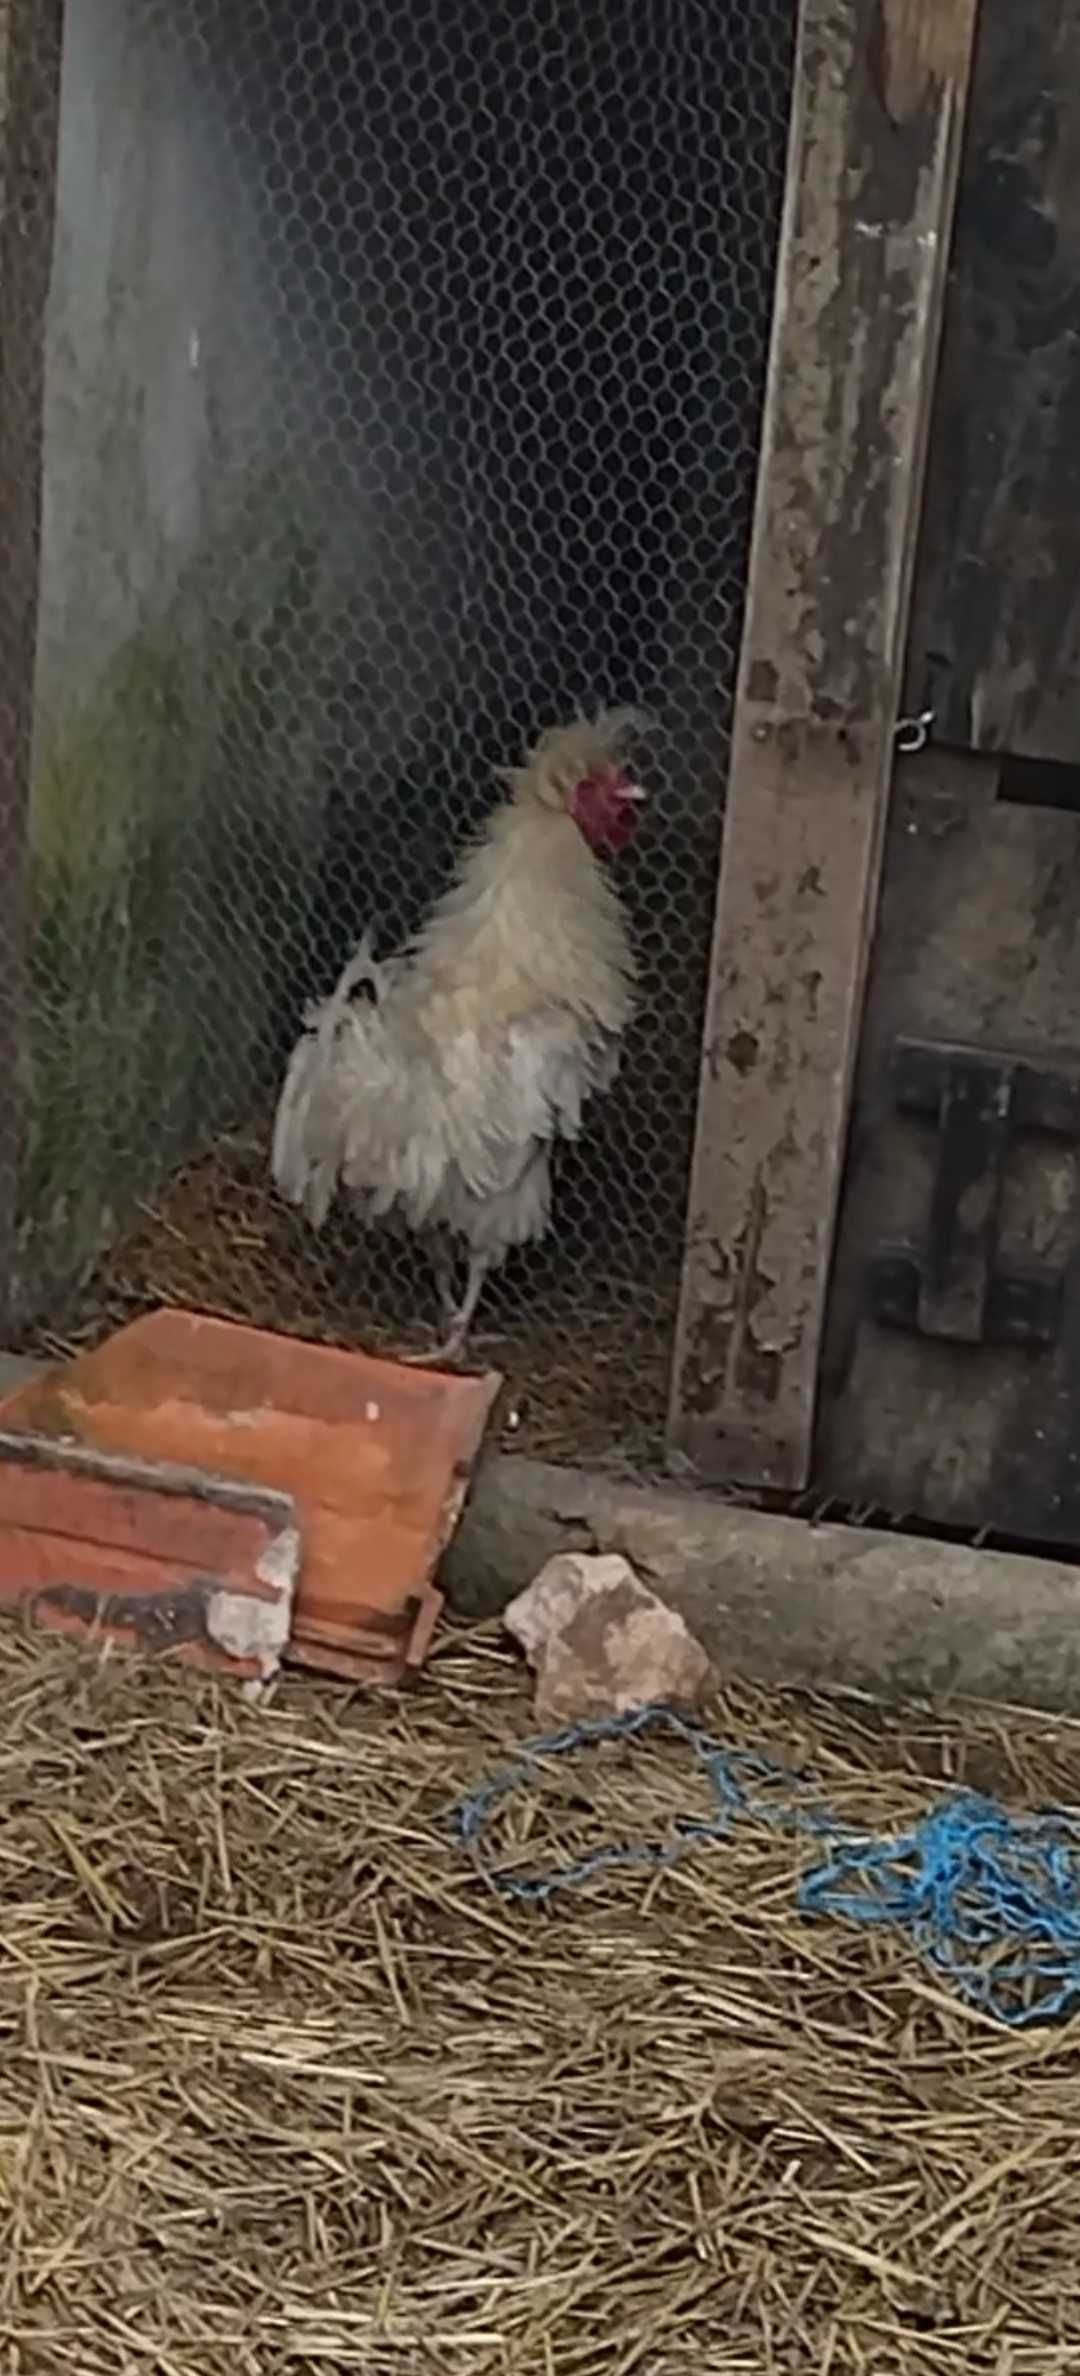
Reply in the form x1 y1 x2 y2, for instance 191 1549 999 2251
499 706 650 810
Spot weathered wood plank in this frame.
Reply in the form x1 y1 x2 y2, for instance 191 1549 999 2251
905 0 1080 762
667 0 981 1490
816 748 1080 1547
0 0 63 1334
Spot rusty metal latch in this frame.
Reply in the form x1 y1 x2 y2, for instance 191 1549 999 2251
870 1038 1080 1348
894 708 935 754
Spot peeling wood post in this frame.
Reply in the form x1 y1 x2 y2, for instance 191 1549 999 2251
0 0 63 1335
667 0 982 1490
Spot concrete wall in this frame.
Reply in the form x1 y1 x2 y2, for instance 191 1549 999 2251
20 0 462 1319
37 0 275 708
21 0 293 1312
36 0 463 748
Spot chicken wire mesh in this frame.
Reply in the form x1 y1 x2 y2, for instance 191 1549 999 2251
8 0 794 1469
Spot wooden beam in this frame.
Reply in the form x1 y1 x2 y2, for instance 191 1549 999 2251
0 0 63 1335
667 0 982 1490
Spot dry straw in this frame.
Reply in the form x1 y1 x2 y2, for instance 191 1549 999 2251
1 1618 1080 2370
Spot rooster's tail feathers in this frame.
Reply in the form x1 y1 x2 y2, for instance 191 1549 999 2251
272 927 381 1227
271 1030 339 1228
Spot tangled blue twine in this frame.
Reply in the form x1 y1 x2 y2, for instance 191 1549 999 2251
445 1704 1080 2027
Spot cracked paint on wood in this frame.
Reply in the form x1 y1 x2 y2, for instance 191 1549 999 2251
668 0 981 1489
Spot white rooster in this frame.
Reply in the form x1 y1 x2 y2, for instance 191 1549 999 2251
271 709 649 1361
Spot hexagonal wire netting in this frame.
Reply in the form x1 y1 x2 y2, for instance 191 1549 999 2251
13 0 794 1470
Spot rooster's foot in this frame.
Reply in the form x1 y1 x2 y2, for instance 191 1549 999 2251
400 1255 491 1369
399 1330 469 1370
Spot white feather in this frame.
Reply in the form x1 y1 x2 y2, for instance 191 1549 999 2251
270 715 639 1282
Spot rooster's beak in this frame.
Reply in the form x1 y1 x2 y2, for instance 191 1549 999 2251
621 781 648 802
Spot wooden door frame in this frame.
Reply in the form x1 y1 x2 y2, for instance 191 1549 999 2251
0 0 64 1339
667 0 983 1491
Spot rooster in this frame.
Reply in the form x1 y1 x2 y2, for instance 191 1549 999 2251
271 709 649 1361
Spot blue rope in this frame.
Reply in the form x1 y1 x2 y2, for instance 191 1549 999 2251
444 1704 1080 2027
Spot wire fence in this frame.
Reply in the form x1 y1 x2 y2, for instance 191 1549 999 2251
12 0 794 1469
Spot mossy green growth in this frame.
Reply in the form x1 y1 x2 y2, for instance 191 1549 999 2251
17 534 328 1321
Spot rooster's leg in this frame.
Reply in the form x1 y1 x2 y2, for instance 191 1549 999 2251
433 1245 460 1331
450 1252 490 1347
402 1253 490 1367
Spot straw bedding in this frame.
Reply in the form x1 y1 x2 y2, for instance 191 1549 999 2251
2 1620 1080 2372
